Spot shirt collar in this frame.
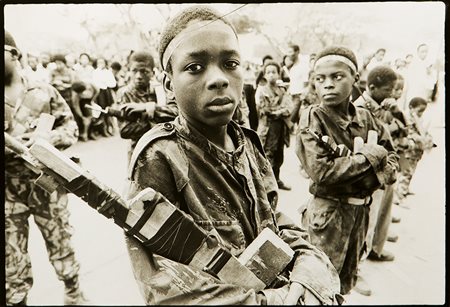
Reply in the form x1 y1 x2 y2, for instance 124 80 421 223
322 101 365 130
129 83 152 98
175 115 247 164
360 91 382 114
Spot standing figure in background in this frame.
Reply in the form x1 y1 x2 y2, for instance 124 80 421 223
353 65 400 295
50 53 75 112
296 46 398 295
396 97 436 201
116 50 178 160
22 52 50 84
242 60 259 130
256 60 293 191
92 57 117 137
404 43 436 102
73 52 94 83
4 31 88 305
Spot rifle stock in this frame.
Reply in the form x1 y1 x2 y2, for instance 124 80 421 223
5 133 293 291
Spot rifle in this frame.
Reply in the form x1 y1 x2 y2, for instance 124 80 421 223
306 128 378 157
4 132 294 291
85 102 176 123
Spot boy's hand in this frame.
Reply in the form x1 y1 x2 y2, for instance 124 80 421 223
284 282 305 305
121 102 156 120
18 131 52 147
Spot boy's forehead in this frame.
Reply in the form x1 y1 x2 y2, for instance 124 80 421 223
163 19 238 68
130 61 151 69
314 60 352 73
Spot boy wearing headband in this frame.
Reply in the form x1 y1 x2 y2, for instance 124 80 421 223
124 6 341 305
296 46 399 295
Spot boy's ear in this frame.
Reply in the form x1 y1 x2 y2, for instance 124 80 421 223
162 71 175 100
354 72 360 83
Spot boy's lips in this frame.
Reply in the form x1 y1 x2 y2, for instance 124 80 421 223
207 97 233 106
323 93 338 99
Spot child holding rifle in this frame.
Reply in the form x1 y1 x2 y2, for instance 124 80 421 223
124 5 341 305
296 46 399 295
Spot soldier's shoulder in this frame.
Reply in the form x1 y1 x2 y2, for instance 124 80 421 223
128 121 179 178
299 104 321 128
136 122 178 151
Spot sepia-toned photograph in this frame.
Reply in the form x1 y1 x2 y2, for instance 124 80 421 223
4 2 445 305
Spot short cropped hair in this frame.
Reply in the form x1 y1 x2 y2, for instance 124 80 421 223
5 31 18 48
314 45 358 73
79 52 91 61
417 43 428 51
288 44 300 53
110 61 122 71
263 60 281 75
52 53 67 64
93 57 108 69
158 5 237 73
409 97 427 109
367 66 398 88
262 55 273 64
130 50 155 69
376 48 386 54
72 81 87 94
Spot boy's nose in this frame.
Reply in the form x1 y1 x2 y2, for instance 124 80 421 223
206 68 229 90
323 78 334 88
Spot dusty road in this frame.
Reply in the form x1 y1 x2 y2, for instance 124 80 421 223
24 103 445 305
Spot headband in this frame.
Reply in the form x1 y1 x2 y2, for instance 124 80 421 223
161 19 236 71
314 55 357 73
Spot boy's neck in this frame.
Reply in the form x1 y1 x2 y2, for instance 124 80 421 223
185 117 236 152
327 98 352 118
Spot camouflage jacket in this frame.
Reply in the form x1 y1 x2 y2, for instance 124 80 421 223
125 115 341 305
354 91 408 151
5 81 79 181
296 102 399 199
116 83 178 149
256 84 293 146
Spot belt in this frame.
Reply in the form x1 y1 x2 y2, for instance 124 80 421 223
315 195 372 206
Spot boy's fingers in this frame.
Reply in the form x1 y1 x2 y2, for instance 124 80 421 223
284 282 305 305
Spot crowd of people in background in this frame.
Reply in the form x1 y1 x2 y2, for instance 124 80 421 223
6 14 441 303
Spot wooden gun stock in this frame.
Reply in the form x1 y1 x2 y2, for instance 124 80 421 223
5 134 293 291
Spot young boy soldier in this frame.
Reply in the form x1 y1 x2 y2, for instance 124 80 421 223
124 6 342 305
396 97 435 200
4 31 88 305
352 65 400 295
296 46 399 295
116 51 178 159
256 60 293 190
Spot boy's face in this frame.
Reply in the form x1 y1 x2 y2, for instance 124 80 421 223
392 79 404 100
130 60 153 90
28 56 38 70
264 65 279 85
313 60 356 108
369 81 396 103
410 104 426 118
167 20 243 129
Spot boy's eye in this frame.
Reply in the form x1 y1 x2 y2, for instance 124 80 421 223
185 63 203 73
224 60 240 70
315 76 325 83
334 74 343 81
